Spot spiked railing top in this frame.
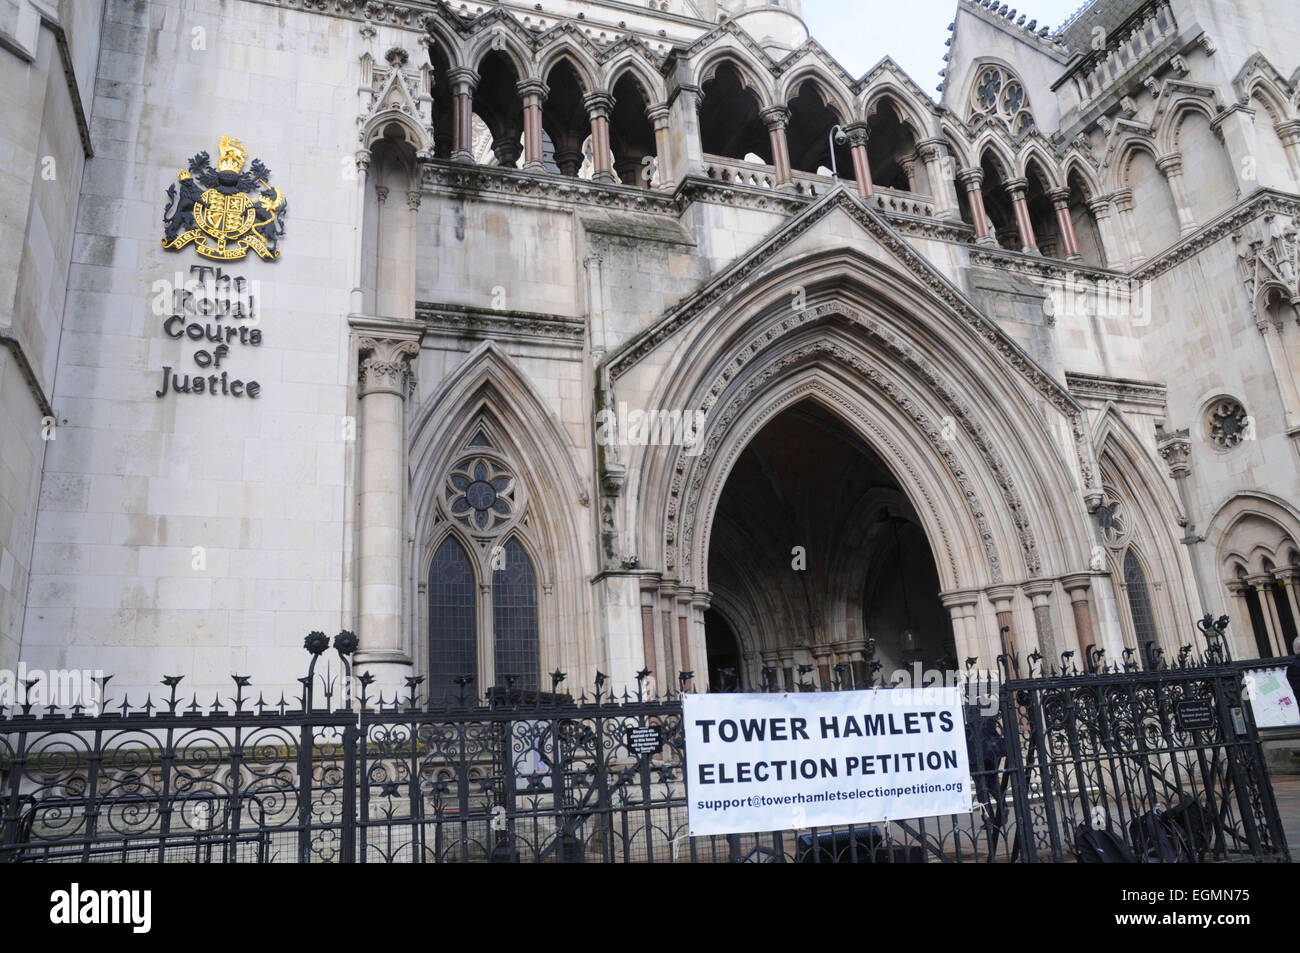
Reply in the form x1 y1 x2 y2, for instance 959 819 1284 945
0 622 1273 722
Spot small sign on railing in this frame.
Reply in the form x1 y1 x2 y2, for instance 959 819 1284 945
1174 697 1216 732
625 725 663 756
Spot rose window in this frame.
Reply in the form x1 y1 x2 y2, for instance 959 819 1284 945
446 458 516 531
1206 399 1250 451
969 65 1035 134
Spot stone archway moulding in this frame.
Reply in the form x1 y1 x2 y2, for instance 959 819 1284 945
605 191 1101 503
688 372 965 588
654 298 1088 591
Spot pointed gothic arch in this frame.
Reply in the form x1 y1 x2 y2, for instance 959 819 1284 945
408 343 595 688
463 24 532 85
862 82 932 142
534 41 601 96
613 223 1098 672
777 67 855 128
1204 493 1300 659
693 47 776 111
1091 406 1197 651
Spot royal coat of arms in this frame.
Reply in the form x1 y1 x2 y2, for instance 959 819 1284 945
161 136 287 261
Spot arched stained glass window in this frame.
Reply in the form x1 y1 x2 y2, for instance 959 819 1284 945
428 536 476 705
1123 549 1159 663
493 537 540 691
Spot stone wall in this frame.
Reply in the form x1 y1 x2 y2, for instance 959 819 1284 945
20 0 370 700
0 0 102 674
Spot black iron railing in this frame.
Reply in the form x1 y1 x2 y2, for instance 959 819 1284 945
0 634 1289 863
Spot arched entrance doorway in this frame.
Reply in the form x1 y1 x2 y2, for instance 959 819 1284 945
706 401 956 690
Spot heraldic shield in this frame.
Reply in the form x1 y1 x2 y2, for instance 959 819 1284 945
161 135 287 261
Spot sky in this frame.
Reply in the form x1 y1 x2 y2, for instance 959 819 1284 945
800 0 1088 96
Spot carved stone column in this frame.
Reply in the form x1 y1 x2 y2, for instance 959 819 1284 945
845 121 873 198
917 138 957 214
689 591 711 690
939 589 983 672
832 639 868 689
1156 153 1198 235
985 584 1021 673
1156 427 1214 624
447 67 479 163
1049 187 1081 260
1277 569 1300 653
648 104 673 190
354 331 421 692
639 576 661 687
1111 188 1146 267
761 106 794 190
900 155 919 194
1086 196 1122 269
584 90 616 184
350 151 371 314
1276 119 1300 186
666 81 704 183
957 168 994 244
1022 579 1058 665
517 79 548 172
673 589 695 688
658 581 678 681
1248 573 1289 657
776 647 795 691
812 644 834 690
1004 177 1038 254
1060 573 1096 663
1226 578 1256 660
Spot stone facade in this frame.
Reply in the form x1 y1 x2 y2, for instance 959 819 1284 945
3 0 1299 704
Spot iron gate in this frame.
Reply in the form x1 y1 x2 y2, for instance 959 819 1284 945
1002 662 1289 863
0 647 1290 863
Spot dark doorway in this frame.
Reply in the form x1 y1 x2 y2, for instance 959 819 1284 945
705 609 743 692
706 400 956 689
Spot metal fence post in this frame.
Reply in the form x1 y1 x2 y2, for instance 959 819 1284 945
998 685 1036 862
296 722 313 863
342 720 357 864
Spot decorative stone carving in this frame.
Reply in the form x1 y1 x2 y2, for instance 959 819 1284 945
608 191 1098 501
1231 213 1300 325
1136 191 1300 282
662 301 1052 584
1096 489 1132 551
357 45 435 157
1156 428 1192 478
358 337 419 397
445 456 517 533
1206 398 1250 451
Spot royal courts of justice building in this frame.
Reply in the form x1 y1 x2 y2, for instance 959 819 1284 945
3 0 1300 705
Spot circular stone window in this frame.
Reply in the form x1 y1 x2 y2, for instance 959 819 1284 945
446 457 516 532
1205 397 1250 451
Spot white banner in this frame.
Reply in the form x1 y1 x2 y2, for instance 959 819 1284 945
1244 667 1300 729
684 688 971 836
